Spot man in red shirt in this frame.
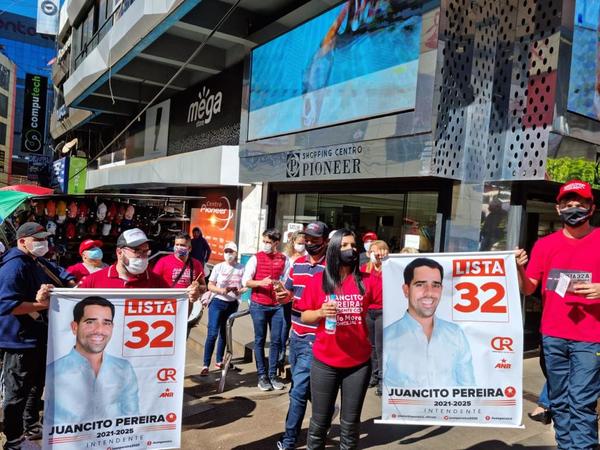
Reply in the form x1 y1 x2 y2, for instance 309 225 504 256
66 239 107 284
79 229 201 304
152 233 206 290
517 180 600 450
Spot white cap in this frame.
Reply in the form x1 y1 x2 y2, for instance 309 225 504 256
224 242 238 252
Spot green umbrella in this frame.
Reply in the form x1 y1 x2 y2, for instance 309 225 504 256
0 191 33 224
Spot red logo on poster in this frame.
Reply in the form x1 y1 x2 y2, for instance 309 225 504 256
491 336 513 351
157 368 177 382
166 413 177 423
504 386 516 398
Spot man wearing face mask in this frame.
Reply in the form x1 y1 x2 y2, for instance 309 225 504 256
276 221 329 450
516 179 600 450
153 233 206 290
0 222 76 450
66 239 108 284
359 231 378 266
79 229 202 306
243 228 289 391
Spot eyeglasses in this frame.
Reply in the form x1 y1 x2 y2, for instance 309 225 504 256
124 247 151 257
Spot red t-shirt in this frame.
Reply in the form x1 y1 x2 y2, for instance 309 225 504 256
526 228 600 343
360 264 383 310
78 264 170 289
66 262 91 283
297 271 373 367
152 254 204 288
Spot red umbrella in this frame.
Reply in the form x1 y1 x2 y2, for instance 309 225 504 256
0 185 54 196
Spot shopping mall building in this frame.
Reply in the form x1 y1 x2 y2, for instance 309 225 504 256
53 0 599 351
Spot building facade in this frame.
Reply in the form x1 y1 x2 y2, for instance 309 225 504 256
0 53 17 186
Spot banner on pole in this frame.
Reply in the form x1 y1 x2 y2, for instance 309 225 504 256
43 289 189 449
380 252 523 428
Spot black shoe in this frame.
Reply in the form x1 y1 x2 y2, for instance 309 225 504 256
528 410 551 425
339 419 360 450
270 376 286 390
25 424 43 440
258 375 273 391
368 378 378 388
307 419 328 450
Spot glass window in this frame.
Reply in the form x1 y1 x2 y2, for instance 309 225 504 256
273 191 439 252
0 94 7 118
0 123 6 146
0 65 9 91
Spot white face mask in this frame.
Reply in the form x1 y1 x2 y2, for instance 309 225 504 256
364 242 372 252
125 257 148 275
262 243 273 253
294 243 306 253
369 252 379 264
28 240 49 257
224 253 236 263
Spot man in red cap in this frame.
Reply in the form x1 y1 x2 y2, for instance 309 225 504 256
66 239 107 284
516 180 600 449
359 231 378 266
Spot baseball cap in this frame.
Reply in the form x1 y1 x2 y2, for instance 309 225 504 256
16 222 50 239
304 221 330 238
116 228 150 248
79 239 103 255
224 242 238 252
362 231 378 242
556 180 594 202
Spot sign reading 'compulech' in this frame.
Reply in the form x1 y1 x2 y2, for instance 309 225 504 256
21 73 48 154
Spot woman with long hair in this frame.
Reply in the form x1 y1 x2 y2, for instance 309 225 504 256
298 229 375 449
361 239 389 396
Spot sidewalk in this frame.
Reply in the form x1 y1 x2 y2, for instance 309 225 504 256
181 326 559 450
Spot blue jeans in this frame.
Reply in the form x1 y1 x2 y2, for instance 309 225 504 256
538 382 550 409
281 336 313 448
249 302 284 378
543 335 600 450
279 302 293 368
203 299 239 367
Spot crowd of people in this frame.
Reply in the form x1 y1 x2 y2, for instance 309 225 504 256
1 178 600 450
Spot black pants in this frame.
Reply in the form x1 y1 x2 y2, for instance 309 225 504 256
2 348 46 446
310 358 370 428
365 309 383 384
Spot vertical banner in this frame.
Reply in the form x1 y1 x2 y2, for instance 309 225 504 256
67 156 87 194
380 252 523 428
144 100 170 158
44 289 188 450
190 192 236 263
21 73 48 154
37 0 59 35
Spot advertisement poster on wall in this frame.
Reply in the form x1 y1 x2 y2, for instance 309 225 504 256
21 73 48 154
190 191 237 263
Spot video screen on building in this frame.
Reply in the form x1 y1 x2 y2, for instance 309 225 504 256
568 0 600 119
248 0 422 141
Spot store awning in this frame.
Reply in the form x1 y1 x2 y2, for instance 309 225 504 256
85 145 246 190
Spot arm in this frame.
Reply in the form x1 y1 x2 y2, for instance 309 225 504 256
242 256 272 288
300 298 336 324
515 248 539 295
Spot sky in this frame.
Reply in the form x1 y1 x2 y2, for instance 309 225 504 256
0 0 63 19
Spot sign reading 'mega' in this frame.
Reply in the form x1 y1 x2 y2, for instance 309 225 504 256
21 73 48 154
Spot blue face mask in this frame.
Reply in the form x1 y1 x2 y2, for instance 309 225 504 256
86 248 103 261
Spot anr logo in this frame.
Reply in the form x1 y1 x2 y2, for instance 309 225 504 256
286 152 301 178
491 336 514 352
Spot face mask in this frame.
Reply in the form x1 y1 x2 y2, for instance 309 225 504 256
86 248 103 261
306 242 325 256
262 243 273 253
340 248 358 266
125 257 148 275
294 243 306 253
174 246 189 257
28 240 48 257
559 206 592 227
364 242 372 252
370 252 379 264
224 253 236 262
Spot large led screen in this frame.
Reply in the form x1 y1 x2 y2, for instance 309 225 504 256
248 1 422 141
568 0 600 119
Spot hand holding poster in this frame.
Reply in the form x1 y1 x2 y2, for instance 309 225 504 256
380 252 523 428
43 289 188 449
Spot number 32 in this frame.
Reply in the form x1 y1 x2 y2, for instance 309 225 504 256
454 282 507 313
125 320 174 349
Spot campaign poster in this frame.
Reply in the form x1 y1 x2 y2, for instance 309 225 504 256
190 192 236 264
43 289 189 449
380 252 523 428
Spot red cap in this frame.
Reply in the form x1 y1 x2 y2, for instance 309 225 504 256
362 231 378 242
556 180 594 203
79 239 103 255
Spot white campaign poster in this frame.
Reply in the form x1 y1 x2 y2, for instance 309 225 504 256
43 289 188 449
380 252 523 428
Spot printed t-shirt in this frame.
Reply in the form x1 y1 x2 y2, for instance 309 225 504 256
296 271 373 368
209 262 245 302
526 228 600 342
152 254 204 288
78 265 170 289
360 264 383 309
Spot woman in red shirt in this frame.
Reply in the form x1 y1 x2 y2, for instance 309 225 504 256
299 229 373 450
361 239 388 397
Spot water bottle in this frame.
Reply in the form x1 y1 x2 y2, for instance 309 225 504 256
324 294 337 335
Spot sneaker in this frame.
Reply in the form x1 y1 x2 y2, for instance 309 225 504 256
200 366 209 376
368 377 378 388
375 386 382 397
215 362 223 370
4 437 24 450
25 424 43 440
270 376 285 390
258 375 273 391
276 441 290 450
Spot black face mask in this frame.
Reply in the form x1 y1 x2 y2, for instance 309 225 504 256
340 249 358 266
559 206 592 227
306 242 325 256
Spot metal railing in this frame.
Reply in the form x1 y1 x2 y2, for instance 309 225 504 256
217 308 250 393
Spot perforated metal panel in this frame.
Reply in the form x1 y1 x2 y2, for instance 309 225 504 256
433 0 560 182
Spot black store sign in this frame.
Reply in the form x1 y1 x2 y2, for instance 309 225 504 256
21 73 48 154
168 63 242 155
